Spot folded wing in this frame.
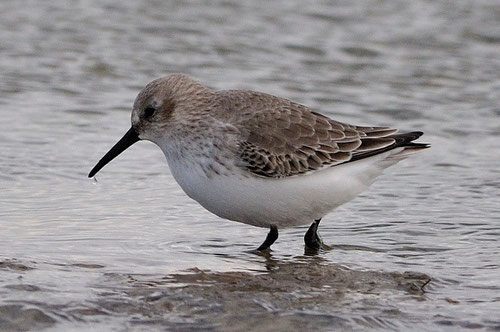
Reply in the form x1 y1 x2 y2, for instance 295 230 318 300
223 91 427 178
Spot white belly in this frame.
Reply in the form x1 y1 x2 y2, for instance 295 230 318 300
163 149 404 229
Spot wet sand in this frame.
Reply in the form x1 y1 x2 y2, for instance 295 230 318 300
1 257 430 331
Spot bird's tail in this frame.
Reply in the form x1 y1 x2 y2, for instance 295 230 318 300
385 132 430 160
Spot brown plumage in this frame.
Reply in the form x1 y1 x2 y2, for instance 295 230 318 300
213 90 427 178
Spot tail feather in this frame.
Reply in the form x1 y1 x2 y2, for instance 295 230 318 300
348 131 429 163
330 131 429 190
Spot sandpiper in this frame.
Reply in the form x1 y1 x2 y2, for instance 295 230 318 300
89 74 429 251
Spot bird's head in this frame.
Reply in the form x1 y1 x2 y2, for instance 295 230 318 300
88 73 212 178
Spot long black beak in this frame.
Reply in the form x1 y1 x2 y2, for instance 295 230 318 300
88 127 140 178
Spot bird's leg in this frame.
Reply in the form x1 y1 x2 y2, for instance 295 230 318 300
304 218 323 249
257 225 278 251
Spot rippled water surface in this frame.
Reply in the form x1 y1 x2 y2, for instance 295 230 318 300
1 0 499 331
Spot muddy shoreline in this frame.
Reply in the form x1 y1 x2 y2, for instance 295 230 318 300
1 258 431 331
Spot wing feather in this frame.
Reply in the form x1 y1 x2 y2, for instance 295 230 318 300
214 90 423 178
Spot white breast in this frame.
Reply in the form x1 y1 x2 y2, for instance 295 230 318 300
161 145 405 229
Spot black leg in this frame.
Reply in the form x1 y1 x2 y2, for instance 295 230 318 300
257 225 278 251
304 218 323 249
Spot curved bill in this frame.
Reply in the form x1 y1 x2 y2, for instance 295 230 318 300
88 127 140 178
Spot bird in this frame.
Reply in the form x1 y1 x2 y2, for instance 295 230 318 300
88 73 429 252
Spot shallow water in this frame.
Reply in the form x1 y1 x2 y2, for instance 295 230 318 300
1 0 499 331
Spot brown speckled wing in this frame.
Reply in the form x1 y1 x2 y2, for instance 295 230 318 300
216 91 399 178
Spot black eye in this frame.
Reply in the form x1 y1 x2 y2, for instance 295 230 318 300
144 107 156 118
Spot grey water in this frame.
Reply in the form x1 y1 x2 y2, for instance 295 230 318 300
1 0 499 331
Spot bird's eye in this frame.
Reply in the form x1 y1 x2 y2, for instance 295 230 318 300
144 107 156 118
